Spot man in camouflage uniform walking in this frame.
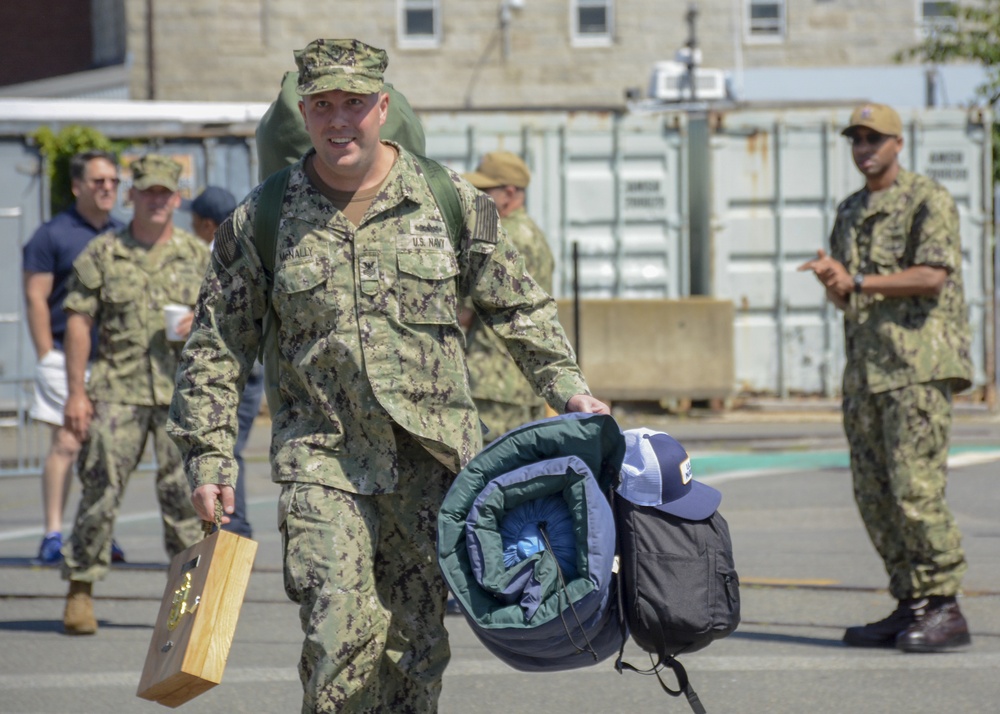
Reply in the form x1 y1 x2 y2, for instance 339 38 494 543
799 103 972 653
61 155 208 635
460 151 556 441
168 39 608 713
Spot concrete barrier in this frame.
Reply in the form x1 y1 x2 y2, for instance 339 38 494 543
556 298 735 402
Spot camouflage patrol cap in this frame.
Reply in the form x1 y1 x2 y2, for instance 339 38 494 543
294 39 388 96
842 103 903 137
130 154 182 191
463 151 531 189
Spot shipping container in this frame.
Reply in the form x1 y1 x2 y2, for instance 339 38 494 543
421 110 691 300
0 99 993 430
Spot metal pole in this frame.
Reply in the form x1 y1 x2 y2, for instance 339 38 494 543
685 4 699 102
572 241 582 367
774 121 787 398
612 114 624 296
820 122 836 398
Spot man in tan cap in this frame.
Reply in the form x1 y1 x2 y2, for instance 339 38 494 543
168 38 608 713
60 154 208 635
461 151 556 441
799 103 973 653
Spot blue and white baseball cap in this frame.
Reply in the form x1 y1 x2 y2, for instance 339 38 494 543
615 428 721 520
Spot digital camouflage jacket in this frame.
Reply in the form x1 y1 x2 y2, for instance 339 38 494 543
829 168 973 395
168 146 589 494
465 206 555 407
64 225 208 406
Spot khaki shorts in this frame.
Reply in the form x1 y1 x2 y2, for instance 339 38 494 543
30 349 89 426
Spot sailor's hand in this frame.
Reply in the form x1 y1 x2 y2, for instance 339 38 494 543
565 394 611 415
191 483 235 525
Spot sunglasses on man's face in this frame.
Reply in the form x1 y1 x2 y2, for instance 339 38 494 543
87 178 121 188
849 132 892 147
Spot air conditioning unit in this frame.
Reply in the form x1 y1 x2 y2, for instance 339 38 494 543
648 60 728 102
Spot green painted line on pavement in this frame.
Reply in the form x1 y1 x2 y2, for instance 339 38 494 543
692 444 1000 477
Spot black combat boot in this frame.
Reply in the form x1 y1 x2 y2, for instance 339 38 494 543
843 599 921 648
895 596 971 653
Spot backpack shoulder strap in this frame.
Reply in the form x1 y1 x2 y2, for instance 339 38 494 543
256 159 458 265
413 154 463 245
251 165 291 405
252 165 292 276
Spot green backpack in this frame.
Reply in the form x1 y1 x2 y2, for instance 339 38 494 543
251 76 461 414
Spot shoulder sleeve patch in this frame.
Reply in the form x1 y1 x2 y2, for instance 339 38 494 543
213 216 241 269
73 247 103 290
473 193 500 245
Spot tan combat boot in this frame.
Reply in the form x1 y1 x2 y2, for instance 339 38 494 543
63 580 97 635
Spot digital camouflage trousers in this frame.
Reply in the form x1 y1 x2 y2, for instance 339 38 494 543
62 402 202 582
843 380 967 600
279 427 455 714
475 397 547 444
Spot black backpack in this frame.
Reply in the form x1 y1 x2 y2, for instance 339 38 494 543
613 494 741 714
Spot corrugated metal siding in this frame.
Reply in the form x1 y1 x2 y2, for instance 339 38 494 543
0 141 44 415
421 111 689 299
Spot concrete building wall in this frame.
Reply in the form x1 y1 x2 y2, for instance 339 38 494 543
122 0 959 108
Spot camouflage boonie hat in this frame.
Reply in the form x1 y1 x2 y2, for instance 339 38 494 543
294 39 388 96
131 154 182 191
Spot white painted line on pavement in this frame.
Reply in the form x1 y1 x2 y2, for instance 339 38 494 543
0 667 298 690
5 653 1000 691
947 450 1000 469
0 496 276 542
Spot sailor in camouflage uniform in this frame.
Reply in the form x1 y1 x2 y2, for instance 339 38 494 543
167 39 608 713
460 151 556 441
799 103 972 653
60 155 208 635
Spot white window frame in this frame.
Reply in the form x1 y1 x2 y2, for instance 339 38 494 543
744 0 786 43
398 0 441 49
571 0 614 48
918 0 957 38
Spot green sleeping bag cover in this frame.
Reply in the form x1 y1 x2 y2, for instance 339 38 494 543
438 413 626 628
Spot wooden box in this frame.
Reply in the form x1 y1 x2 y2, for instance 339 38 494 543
137 529 258 707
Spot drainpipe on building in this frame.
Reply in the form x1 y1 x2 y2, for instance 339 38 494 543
925 67 938 108
146 0 156 100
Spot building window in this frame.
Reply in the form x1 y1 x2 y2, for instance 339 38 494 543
746 0 785 41
398 0 440 48
572 0 614 47
919 0 957 37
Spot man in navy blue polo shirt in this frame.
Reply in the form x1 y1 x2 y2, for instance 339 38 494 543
22 150 126 564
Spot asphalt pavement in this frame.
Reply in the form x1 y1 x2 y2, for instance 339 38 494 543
1 404 998 714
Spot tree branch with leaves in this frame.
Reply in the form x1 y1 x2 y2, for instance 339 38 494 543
897 1 1000 182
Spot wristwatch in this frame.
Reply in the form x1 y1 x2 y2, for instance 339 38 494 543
853 273 864 294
